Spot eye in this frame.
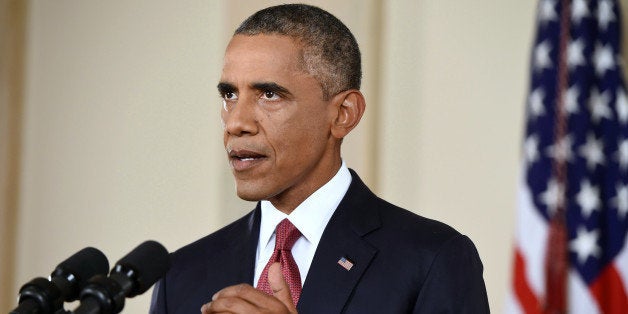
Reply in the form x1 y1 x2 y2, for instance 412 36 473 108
220 91 237 111
223 91 238 101
261 91 281 101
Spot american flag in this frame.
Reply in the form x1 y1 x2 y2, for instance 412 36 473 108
337 257 354 271
507 0 628 313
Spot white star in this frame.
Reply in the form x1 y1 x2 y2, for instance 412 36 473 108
534 40 553 72
524 134 540 165
616 139 628 171
565 85 580 114
597 0 616 30
593 43 615 76
576 180 601 218
567 39 586 70
588 88 613 123
538 0 559 25
540 178 565 216
570 226 601 264
612 184 628 219
528 88 546 119
572 0 590 24
616 87 628 124
546 135 574 163
579 133 605 170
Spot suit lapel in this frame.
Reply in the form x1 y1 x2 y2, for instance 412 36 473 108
237 204 261 284
213 204 261 287
240 205 261 284
297 171 380 313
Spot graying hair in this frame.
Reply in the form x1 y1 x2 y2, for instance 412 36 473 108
235 4 362 100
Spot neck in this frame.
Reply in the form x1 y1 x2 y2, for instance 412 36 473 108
269 159 342 214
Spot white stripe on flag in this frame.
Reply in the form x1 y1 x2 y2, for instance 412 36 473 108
614 232 628 297
516 171 549 297
568 270 600 314
504 288 523 314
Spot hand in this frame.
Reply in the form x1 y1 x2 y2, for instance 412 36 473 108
201 263 298 313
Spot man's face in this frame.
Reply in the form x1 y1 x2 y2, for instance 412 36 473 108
219 34 340 212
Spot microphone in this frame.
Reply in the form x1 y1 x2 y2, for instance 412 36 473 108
10 247 109 314
73 240 170 314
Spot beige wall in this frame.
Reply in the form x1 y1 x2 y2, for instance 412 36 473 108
0 0 25 309
4 1 538 312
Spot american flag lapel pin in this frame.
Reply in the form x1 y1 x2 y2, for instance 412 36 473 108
337 256 354 271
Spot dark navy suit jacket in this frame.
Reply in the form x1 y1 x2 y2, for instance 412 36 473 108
150 170 490 313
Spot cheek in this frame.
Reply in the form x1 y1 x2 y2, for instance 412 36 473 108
263 101 331 157
273 115 328 158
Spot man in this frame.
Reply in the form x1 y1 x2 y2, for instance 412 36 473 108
150 4 489 314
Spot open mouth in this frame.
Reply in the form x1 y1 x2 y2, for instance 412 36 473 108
228 149 267 170
229 150 266 161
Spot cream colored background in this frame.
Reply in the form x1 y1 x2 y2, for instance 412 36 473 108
2 0 541 312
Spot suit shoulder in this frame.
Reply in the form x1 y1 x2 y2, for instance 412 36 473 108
371 197 466 253
368 199 485 285
346 170 462 250
169 211 254 269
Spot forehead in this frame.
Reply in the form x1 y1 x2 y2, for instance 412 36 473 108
221 34 305 81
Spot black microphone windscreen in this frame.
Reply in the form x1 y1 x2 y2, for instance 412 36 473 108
114 240 170 296
51 247 109 300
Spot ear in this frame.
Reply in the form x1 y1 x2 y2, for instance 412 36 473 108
330 90 366 139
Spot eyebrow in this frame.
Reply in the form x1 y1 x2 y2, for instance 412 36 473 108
217 82 236 94
250 82 291 96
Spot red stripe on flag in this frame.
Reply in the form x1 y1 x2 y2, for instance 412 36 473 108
514 248 543 314
589 264 628 314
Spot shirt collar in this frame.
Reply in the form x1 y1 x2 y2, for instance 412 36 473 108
259 161 352 248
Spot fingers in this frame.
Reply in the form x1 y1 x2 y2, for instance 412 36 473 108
201 287 260 313
200 282 293 314
268 263 297 312
201 284 266 313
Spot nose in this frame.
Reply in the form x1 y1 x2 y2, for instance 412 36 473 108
222 96 258 137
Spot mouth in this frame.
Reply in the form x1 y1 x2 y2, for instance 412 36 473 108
228 149 268 171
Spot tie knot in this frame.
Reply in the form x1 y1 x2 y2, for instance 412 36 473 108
274 219 301 251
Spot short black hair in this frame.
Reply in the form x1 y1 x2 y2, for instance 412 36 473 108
235 4 361 99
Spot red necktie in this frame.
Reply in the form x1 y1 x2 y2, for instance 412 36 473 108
256 218 302 306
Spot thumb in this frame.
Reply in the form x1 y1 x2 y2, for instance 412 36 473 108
268 262 298 312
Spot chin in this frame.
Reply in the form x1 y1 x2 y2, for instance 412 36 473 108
235 186 268 202
237 192 263 202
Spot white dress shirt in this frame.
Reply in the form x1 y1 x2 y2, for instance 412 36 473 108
253 162 352 287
